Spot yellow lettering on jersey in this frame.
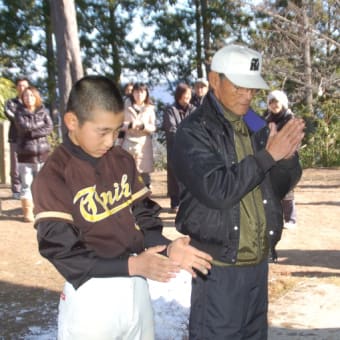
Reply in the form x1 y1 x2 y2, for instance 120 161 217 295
73 174 141 222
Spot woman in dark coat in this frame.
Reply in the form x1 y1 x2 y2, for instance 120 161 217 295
163 83 196 212
15 86 53 222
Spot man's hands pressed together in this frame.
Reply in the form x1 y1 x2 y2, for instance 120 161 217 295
266 118 305 161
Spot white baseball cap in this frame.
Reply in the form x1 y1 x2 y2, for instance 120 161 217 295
211 44 269 90
195 78 209 87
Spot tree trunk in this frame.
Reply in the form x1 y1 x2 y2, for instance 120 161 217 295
200 0 210 74
43 1 60 133
194 0 203 78
302 2 313 114
49 0 83 117
109 4 121 85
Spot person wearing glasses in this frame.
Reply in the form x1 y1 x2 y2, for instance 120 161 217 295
171 44 305 339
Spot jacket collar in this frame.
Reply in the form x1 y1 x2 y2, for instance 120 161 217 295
63 133 99 167
207 91 266 134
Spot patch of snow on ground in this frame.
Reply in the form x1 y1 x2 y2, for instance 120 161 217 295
24 326 57 339
148 270 192 340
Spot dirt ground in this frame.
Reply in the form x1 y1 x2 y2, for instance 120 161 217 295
0 168 339 339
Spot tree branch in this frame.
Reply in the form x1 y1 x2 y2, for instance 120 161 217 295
252 4 340 48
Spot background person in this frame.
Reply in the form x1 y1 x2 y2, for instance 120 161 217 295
163 83 196 213
264 90 297 230
117 82 134 144
190 77 209 107
15 86 53 222
32 75 212 340
122 81 134 99
172 44 305 339
120 83 156 188
4 76 30 199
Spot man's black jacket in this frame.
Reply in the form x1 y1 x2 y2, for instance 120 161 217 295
172 92 302 264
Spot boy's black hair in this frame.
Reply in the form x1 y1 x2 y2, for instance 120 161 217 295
66 75 124 125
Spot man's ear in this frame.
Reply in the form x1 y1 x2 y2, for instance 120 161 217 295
64 111 78 131
208 71 218 92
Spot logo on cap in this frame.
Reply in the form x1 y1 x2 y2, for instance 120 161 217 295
250 58 260 71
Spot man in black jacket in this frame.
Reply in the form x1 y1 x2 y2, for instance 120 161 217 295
172 44 305 340
4 76 29 199
191 78 209 107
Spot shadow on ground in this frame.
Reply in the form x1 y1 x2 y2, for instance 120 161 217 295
269 326 340 340
0 281 59 339
276 249 340 271
0 208 23 221
297 201 340 206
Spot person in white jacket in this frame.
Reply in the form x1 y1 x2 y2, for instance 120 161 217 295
264 90 297 230
121 83 156 188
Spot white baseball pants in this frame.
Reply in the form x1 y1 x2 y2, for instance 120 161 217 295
58 276 154 340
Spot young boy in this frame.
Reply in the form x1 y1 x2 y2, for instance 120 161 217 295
32 75 212 340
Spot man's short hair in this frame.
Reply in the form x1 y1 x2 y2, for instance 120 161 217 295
66 75 124 125
15 76 30 85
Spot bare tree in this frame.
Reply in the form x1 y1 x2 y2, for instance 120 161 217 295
252 0 339 113
49 0 83 115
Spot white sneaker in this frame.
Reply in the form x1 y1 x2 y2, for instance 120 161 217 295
284 221 297 229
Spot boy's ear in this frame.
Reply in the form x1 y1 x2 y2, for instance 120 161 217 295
64 111 78 131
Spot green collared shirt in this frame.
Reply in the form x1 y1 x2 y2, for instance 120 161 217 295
214 108 268 266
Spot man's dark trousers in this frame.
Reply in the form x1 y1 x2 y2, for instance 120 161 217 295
189 259 268 340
